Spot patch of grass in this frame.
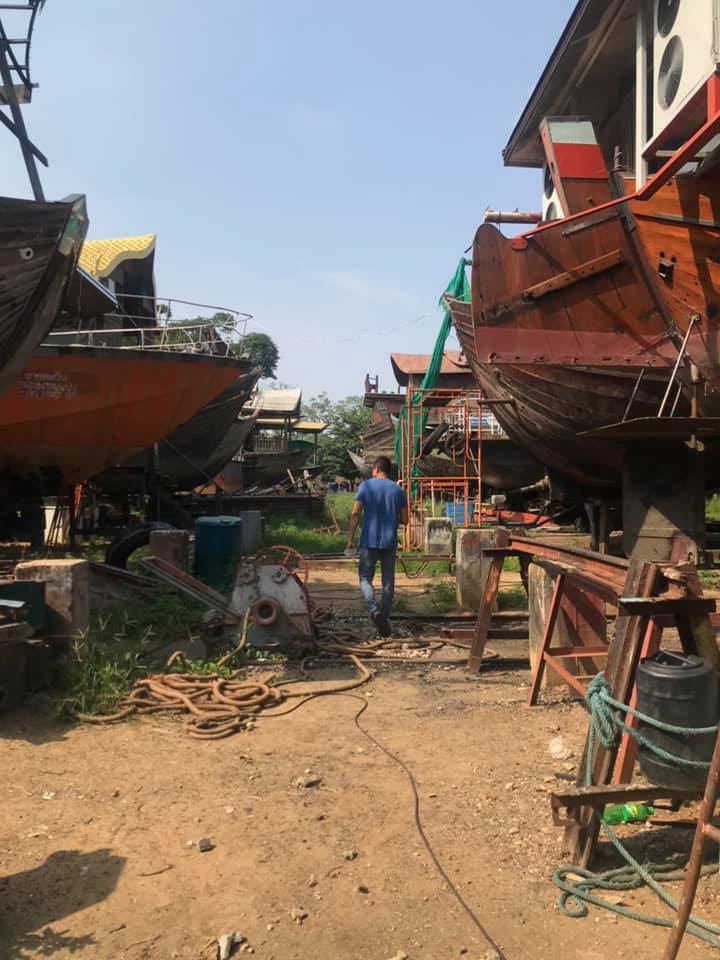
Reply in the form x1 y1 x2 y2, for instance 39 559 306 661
258 493 355 555
427 580 457 614
504 555 520 573
327 492 355 526
54 592 207 717
699 569 720 588
708 494 720 521
392 594 411 614
397 554 452 578
260 518 346 555
497 585 528 611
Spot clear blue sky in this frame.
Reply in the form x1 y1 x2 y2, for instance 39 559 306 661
2 0 576 399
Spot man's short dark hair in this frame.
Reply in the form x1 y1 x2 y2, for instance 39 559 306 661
373 456 392 476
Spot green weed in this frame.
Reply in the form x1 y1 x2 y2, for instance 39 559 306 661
54 592 206 717
427 580 457 614
497 586 528 611
708 494 720 522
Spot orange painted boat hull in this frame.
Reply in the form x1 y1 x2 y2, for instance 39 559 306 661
0 345 246 490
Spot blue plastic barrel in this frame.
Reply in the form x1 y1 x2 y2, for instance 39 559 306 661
193 516 243 591
445 502 475 525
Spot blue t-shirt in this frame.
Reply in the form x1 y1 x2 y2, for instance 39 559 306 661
355 478 406 549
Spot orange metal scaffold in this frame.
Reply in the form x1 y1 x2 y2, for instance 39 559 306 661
399 388 504 549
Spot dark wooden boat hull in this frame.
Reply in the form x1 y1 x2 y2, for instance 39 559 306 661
0 346 248 491
217 448 312 492
0 194 88 396
449 174 720 488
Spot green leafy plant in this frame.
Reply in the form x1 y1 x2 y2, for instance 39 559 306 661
497 585 528 611
427 580 457 614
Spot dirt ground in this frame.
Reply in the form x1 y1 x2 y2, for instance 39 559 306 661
1 564 718 960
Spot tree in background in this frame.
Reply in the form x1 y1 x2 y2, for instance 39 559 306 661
303 392 371 480
237 332 279 379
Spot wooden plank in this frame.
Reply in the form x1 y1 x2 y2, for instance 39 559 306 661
562 558 661 867
613 619 662 784
467 556 504 674
521 250 624 301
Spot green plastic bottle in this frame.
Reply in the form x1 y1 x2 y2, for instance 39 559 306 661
602 802 655 825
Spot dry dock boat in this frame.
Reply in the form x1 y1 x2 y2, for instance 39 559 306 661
96 368 261 492
0 194 87 396
0 339 248 493
448 0 720 492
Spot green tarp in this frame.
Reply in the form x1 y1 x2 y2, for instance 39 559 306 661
394 258 470 476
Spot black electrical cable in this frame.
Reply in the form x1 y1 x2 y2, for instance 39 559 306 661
341 693 506 960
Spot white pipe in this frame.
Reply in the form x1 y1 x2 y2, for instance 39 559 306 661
635 0 650 190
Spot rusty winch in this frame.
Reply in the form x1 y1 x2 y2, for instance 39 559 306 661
231 547 315 652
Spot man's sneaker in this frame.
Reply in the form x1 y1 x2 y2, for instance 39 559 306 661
372 610 391 638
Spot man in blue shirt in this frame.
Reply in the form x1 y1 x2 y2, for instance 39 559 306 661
346 456 407 637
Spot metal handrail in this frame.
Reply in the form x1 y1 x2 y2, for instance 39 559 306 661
44 321 244 357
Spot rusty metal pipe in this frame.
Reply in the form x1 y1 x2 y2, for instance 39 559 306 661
483 208 542 225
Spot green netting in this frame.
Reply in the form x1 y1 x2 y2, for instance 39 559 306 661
394 258 470 478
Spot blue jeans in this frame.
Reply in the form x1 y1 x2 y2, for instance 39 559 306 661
358 547 396 618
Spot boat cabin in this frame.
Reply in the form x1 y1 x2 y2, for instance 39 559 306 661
502 0 720 219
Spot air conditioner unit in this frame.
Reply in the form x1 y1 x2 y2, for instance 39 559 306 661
541 162 562 222
653 0 720 138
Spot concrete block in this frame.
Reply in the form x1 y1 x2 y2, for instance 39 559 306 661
15 559 89 636
237 511 263 554
424 517 453 556
149 529 190 570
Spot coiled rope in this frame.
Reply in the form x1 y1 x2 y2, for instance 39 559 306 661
554 673 720 947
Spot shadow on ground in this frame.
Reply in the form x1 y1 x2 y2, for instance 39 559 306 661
0 700 72 746
0 848 125 958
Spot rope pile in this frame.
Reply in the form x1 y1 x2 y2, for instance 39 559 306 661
554 673 720 947
78 561 495 738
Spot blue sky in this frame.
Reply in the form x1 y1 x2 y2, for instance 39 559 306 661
2 0 576 399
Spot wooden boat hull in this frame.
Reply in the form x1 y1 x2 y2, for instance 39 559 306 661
0 194 88 396
218 448 312 493
0 346 247 491
95 369 261 492
449 174 720 488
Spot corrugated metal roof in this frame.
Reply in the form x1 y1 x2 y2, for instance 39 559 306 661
249 387 302 416
78 234 156 279
291 420 326 433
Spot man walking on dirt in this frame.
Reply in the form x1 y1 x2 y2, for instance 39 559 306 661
346 456 407 636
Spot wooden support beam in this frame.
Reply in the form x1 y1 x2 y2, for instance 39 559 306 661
527 572 565 706
562 558 662 867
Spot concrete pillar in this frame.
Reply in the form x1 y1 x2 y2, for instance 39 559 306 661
15 559 89 636
455 527 509 612
237 511 262 554
149 529 190 570
424 517 452 556
528 561 606 691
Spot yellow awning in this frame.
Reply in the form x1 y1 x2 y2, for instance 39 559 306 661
78 234 156 279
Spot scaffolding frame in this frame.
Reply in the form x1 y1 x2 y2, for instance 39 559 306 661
399 388 506 550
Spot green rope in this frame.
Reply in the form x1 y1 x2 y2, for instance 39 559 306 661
553 672 720 947
585 673 719 770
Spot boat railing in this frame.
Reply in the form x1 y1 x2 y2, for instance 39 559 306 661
44 321 243 357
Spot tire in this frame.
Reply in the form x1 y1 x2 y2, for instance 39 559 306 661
105 521 175 569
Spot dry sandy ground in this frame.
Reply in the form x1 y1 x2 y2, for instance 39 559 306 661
1 567 719 959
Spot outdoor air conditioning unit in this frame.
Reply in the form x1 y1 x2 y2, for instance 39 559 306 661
652 0 720 138
541 162 562 222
